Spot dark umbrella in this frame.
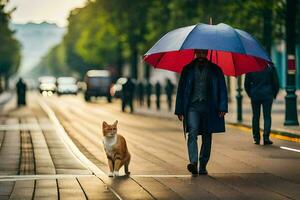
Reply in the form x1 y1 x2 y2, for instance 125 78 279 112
143 23 272 76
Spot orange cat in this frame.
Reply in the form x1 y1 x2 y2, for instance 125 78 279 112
102 120 131 177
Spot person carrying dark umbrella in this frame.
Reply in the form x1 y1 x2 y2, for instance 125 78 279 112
175 49 228 175
16 78 27 107
144 23 272 177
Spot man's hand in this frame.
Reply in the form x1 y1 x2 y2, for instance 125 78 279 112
177 115 183 121
218 112 226 117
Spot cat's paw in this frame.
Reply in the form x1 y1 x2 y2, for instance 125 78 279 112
108 172 114 177
113 171 119 176
125 171 131 176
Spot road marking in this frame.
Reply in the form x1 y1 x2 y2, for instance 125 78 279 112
132 175 191 178
0 174 93 182
0 124 54 131
280 146 300 153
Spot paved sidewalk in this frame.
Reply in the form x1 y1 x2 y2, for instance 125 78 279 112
1 92 299 199
0 97 118 200
134 90 300 141
43 93 300 200
0 91 13 106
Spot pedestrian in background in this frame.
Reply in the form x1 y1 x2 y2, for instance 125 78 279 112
244 64 279 145
155 82 161 111
165 79 174 112
122 77 135 113
16 78 27 107
175 49 228 176
137 81 145 106
146 81 152 109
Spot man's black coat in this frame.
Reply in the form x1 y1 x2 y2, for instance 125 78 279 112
244 65 280 101
175 59 228 134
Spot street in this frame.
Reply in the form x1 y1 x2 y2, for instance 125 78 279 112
1 0 300 199
0 93 299 200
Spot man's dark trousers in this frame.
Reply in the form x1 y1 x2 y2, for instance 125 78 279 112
251 99 272 141
187 101 212 167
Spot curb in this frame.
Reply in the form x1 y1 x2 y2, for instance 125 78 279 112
227 122 300 143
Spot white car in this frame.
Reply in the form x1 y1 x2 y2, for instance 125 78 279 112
39 76 56 95
57 77 78 95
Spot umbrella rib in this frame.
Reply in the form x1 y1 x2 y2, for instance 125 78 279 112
231 52 237 76
232 29 247 55
253 56 265 71
155 52 165 67
179 24 199 50
236 29 271 61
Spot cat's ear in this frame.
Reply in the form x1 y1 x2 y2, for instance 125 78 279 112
113 120 118 126
102 121 108 128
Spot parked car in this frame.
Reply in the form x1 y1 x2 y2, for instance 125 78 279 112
57 77 78 96
38 76 56 95
84 70 112 102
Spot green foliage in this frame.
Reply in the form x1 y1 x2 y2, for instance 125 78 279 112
75 5 118 67
0 0 21 77
37 0 294 79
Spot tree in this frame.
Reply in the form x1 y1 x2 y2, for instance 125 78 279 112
30 44 72 78
37 0 292 82
0 0 21 90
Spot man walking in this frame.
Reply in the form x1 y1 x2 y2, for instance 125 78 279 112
175 49 228 176
244 64 279 145
122 77 135 113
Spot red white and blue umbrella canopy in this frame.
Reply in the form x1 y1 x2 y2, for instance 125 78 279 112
143 23 272 76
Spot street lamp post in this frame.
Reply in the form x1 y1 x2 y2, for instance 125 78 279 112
227 77 232 102
284 0 299 126
236 76 243 122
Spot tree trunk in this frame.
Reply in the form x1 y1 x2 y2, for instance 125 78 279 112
262 1 273 55
4 75 9 90
130 45 138 79
116 42 124 79
144 64 151 81
0 74 3 93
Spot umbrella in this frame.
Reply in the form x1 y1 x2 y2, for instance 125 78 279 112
143 23 272 76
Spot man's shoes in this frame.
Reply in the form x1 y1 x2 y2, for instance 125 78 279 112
199 168 208 175
253 140 260 145
199 163 208 175
187 163 198 176
264 140 273 145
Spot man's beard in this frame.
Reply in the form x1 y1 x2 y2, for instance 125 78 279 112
198 57 208 63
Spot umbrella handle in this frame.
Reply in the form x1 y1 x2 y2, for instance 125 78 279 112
209 50 219 64
209 50 213 62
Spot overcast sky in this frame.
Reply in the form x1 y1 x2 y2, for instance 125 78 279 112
7 0 87 27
